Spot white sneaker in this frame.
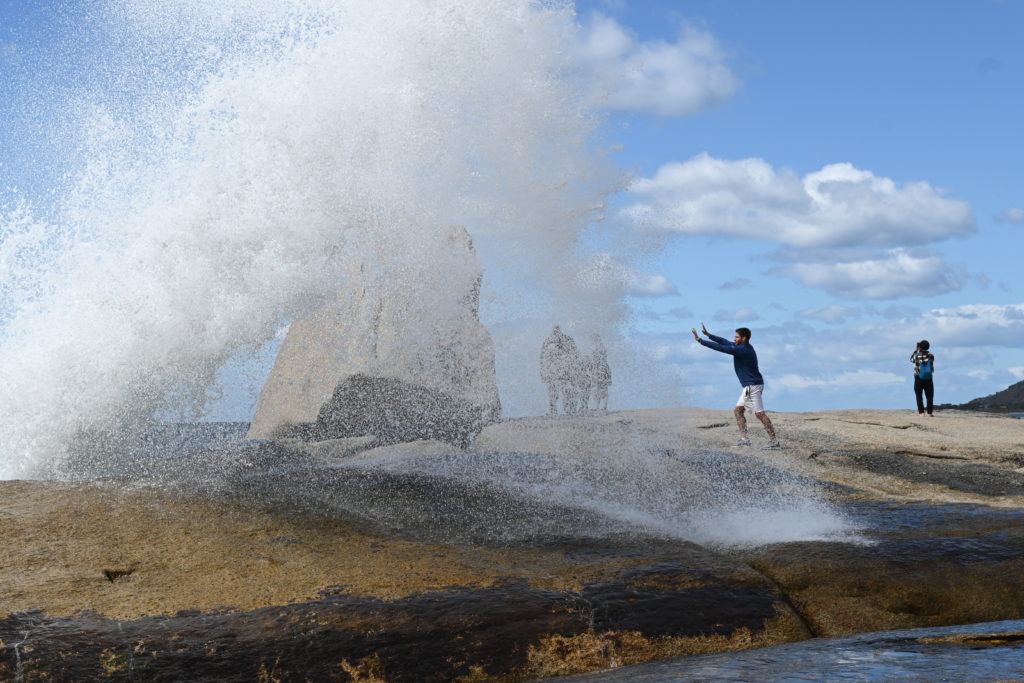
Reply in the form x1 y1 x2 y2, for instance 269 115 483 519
762 440 781 450
734 437 752 447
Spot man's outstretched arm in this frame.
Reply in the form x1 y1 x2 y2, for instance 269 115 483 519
700 322 730 345
693 328 739 355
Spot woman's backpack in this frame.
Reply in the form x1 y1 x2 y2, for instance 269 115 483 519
918 357 933 380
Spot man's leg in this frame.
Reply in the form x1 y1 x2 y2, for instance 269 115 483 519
755 412 777 440
565 385 578 415
914 377 925 415
734 405 749 439
924 379 934 416
747 385 778 446
733 386 753 445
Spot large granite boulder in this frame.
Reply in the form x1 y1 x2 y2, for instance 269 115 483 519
248 226 501 441
282 374 489 448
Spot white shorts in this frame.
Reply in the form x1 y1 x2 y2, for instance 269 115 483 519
736 384 765 413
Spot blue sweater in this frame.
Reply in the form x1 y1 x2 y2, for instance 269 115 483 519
699 333 764 387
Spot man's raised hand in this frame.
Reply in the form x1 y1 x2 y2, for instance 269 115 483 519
692 328 700 342
701 322 711 337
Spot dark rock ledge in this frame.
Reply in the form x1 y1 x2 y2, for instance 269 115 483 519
0 564 806 682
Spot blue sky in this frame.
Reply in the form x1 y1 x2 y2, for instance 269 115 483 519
2 0 1022 417
572 0 1024 411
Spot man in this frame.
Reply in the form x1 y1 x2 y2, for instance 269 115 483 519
540 325 578 416
692 323 780 449
564 347 590 415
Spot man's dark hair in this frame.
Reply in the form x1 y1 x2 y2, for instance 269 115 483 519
736 327 752 340
918 339 930 351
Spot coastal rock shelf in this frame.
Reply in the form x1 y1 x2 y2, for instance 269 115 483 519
3 409 1024 680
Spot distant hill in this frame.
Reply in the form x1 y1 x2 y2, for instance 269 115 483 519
939 379 1024 412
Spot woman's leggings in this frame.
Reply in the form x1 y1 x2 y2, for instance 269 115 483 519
914 377 934 415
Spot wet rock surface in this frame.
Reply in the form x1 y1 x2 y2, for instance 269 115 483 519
829 449 1024 496
4 408 1024 680
0 519 806 681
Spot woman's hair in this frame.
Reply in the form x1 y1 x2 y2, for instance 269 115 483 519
918 339 930 351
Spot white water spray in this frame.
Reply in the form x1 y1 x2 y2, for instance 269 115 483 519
0 0 620 478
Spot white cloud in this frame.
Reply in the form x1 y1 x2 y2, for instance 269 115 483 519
624 154 975 248
806 303 1024 352
627 272 679 297
776 369 903 391
639 302 1024 412
995 207 1024 224
916 303 1024 346
796 305 861 324
780 248 966 300
713 306 759 322
576 15 740 117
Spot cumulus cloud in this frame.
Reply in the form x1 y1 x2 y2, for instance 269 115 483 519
995 207 1024 224
718 277 751 290
914 303 1024 347
815 303 1024 353
627 272 679 297
636 302 1024 411
576 15 740 117
796 305 861 324
624 154 975 248
776 369 903 390
622 154 976 299
713 306 758 322
777 248 967 299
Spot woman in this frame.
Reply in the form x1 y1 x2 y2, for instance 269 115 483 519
910 340 936 417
